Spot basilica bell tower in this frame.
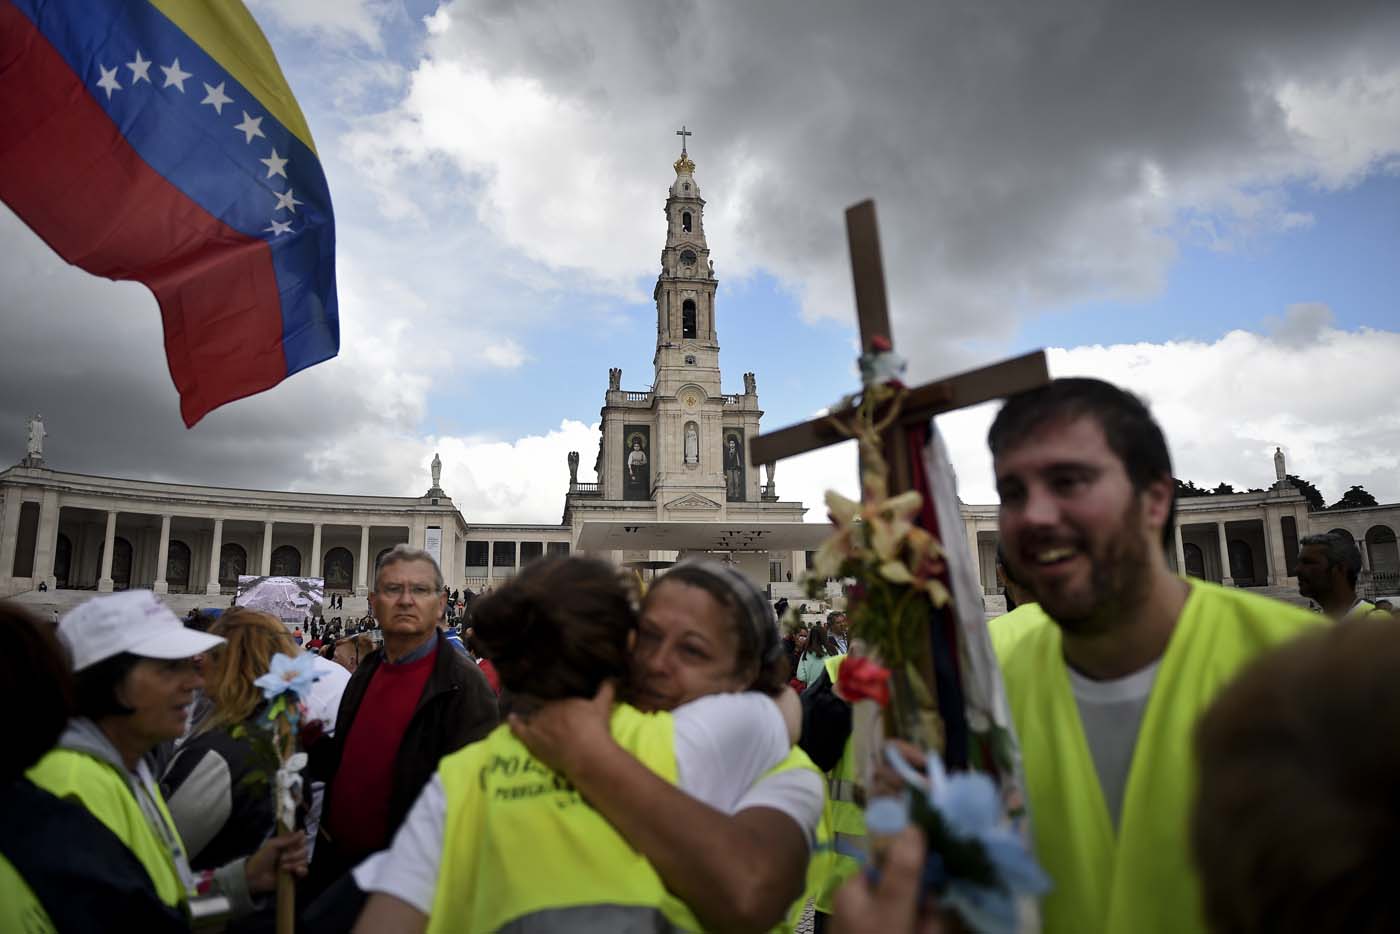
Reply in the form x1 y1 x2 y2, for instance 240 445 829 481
652 129 720 396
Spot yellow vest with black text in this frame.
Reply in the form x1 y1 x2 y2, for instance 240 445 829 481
427 705 703 933
808 654 865 915
26 749 186 910
994 581 1321 934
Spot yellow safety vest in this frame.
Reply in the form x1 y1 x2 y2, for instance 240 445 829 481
428 705 703 933
807 654 865 915
989 602 1051 659
1344 600 1389 622
26 749 187 909
995 580 1321 934
765 745 825 934
0 854 56 934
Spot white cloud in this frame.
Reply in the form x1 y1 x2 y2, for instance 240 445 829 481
246 0 392 50
779 314 1400 521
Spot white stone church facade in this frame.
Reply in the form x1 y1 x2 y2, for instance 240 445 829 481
3 146 1398 604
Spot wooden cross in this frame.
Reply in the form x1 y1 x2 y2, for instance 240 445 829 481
750 200 1049 484
750 200 1049 761
675 125 692 155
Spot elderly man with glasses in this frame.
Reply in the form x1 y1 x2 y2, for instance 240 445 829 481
305 545 498 907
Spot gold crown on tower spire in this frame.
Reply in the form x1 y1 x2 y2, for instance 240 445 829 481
674 125 695 174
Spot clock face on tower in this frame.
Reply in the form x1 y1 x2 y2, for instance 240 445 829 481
679 249 697 267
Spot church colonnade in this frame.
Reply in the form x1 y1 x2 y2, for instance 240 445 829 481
0 471 468 599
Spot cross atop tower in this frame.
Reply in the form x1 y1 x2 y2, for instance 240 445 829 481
675 125 692 156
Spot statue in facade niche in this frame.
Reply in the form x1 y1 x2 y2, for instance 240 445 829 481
568 450 580 484
684 423 699 465
608 368 622 390
26 414 45 461
431 452 442 489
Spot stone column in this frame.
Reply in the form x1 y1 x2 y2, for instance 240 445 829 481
1259 517 1278 586
310 523 322 580
1215 521 1234 587
260 521 274 576
485 540 495 585
153 515 172 594
32 490 60 590
98 510 117 592
356 525 370 594
0 487 22 579
206 518 224 595
1173 523 1186 577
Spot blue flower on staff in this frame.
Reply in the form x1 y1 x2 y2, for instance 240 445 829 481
253 651 322 701
882 744 1051 934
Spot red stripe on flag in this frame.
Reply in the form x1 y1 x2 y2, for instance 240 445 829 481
0 1 288 427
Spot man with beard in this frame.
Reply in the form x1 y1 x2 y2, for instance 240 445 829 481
1294 532 1387 620
988 378 1320 934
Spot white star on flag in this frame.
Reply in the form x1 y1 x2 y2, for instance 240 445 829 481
201 81 232 114
161 58 191 92
260 148 289 179
96 64 121 99
127 50 152 84
265 218 293 236
234 111 265 144
273 188 303 214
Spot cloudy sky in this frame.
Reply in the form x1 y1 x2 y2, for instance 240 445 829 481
3 0 1398 523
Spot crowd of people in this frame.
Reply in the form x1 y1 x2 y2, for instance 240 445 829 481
2 376 1397 933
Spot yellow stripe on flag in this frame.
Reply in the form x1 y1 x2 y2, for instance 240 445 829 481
148 0 318 155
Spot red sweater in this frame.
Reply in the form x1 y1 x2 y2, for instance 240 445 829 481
324 645 436 855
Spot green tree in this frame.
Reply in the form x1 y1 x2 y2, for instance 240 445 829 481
1212 482 1236 495
1329 484 1379 510
1286 475 1326 512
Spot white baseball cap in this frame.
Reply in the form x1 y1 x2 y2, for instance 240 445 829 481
59 590 225 672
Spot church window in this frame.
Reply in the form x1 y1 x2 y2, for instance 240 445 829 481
682 211 692 232
547 542 570 557
682 299 697 338
493 541 516 568
520 541 544 564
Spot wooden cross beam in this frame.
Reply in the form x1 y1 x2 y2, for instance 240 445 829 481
749 200 1050 476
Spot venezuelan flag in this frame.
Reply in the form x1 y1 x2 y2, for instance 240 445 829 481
0 0 338 427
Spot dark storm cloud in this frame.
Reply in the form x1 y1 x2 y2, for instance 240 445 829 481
428 0 1400 380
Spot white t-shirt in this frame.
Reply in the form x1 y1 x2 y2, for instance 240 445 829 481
1067 659 1160 828
355 692 823 914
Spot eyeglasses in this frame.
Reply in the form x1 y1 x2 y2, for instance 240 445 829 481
378 583 437 599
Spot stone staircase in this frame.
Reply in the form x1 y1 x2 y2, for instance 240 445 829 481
5 587 236 621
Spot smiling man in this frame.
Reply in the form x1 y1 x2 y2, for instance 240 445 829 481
987 378 1320 934
307 545 498 902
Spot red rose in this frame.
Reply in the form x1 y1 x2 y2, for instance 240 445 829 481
837 655 892 707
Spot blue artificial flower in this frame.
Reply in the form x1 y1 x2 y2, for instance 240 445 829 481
253 652 322 701
882 744 1051 934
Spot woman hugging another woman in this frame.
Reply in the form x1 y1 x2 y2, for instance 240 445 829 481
353 557 822 933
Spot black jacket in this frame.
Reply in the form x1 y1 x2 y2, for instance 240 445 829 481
312 629 498 853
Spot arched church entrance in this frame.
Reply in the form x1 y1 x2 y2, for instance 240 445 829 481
54 533 71 589
1183 542 1205 579
271 545 302 577
1366 525 1399 575
1228 539 1255 586
323 547 354 592
219 543 247 587
167 540 191 591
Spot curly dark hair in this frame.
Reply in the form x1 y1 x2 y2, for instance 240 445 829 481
470 556 636 701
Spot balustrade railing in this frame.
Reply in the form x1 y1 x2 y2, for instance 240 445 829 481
573 482 601 496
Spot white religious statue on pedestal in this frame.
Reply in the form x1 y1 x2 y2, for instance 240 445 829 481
764 461 776 497
431 452 442 490
26 414 46 461
684 422 699 465
1274 446 1286 483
